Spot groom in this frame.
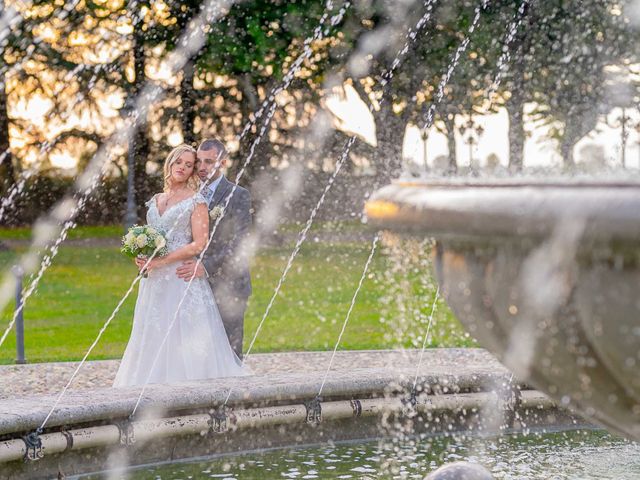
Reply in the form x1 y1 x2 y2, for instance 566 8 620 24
176 138 252 359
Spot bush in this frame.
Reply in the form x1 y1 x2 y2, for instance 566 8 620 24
3 168 378 226
2 174 162 226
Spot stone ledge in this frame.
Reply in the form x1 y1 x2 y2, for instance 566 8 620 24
0 364 509 436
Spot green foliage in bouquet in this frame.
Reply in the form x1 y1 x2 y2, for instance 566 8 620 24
121 225 168 258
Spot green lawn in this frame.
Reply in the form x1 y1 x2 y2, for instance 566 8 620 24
0 225 124 241
0 220 363 242
0 228 474 364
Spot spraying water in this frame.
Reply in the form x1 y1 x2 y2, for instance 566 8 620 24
0 0 238 345
0 0 351 345
30 0 354 429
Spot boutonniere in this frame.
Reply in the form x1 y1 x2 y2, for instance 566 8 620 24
210 205 224 220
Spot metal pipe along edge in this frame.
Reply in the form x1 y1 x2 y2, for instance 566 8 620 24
0 390 552 463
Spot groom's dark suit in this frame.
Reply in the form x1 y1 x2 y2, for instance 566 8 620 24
202 176 252 359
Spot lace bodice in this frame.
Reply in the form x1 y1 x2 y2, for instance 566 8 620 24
146 193 208 252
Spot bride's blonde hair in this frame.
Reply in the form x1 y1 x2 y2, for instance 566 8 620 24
163 144 199 192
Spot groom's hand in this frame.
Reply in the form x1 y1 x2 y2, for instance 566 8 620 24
176 259 206 281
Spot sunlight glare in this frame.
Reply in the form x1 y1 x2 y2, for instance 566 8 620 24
168 132 184 146
324 83 377 147
50 152 78 170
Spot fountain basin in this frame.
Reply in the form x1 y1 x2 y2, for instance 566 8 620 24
366 179 640 441
0 350 570 478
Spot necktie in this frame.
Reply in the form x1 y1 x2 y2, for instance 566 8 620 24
203 187 214 204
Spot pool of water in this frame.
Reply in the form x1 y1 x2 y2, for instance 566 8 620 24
88 430 640 479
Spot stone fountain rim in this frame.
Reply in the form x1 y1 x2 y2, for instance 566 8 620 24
0 366 510 437
388 176 640 188
365 178 640 243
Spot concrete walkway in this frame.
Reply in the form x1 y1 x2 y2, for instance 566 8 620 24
0 349 502 400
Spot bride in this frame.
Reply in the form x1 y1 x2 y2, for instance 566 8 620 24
114 144 248 387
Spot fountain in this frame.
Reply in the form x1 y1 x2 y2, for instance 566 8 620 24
365 177 640 441
1 0 639 477
0 5 552 478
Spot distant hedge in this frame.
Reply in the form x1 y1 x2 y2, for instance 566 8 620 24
2 169 379 226
2 174 162 227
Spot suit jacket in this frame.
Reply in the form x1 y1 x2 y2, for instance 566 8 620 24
202 176 252 299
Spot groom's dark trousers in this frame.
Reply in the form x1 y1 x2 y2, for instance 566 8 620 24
202 176 252 360
212 285 248 360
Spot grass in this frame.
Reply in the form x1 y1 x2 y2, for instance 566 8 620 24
0 226 475 364
0 221 364 242
0 225 124 241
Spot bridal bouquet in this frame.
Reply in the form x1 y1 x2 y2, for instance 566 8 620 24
121 225 168 259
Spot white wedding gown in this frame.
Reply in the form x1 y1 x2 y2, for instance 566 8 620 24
113 193 249 387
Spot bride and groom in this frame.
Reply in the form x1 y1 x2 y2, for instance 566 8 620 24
113 138 252 387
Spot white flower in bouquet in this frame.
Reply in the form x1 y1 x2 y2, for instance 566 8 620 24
136 234 148 248
210 206 224 220
124 232 136 248
154 236 166 249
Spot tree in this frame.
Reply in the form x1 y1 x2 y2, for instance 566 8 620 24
1 0 160 220
329 0 444 180
503 1 532 171
162 1 200 144
143 0 344 182
522 0 637 168
129 2 153 218
400 0 505 173
0 0 14 193
0 1 127 175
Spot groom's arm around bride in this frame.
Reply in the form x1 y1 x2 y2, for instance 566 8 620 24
176 138 252 360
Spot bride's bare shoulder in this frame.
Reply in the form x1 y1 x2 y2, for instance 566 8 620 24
146 192 162 208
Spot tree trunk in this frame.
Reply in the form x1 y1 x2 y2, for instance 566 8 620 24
171 2 199 147
507 47 526 172
560 134 576 169
506 2 532 173
506 91 525 172
0 0 14 194
376 101 404 180
180 60 196 145
442 114 457 173
0 72 14 193
233 76 272 184
351 80 403 182
131 7 151 221
239 73 259 115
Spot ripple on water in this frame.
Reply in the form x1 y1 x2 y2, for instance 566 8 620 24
82 429 640 479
